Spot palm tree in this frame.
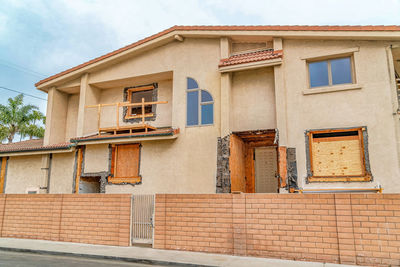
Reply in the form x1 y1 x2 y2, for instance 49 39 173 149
20 110 46 140
0 94 45 143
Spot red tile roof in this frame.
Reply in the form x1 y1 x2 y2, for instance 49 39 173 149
70 127 179 142
0 139 72 153
219 49 283 67
35 25 400 87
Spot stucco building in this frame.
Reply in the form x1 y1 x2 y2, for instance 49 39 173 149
1 25 400 194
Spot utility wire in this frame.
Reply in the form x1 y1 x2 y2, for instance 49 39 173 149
0 59 47 78
0 86 47 101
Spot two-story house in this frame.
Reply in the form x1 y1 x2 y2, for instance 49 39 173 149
1 25 400 194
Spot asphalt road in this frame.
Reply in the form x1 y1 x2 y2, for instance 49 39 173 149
0 250 170 267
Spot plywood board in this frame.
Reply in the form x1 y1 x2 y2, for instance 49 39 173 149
312 137 362 177
255 147 277 193
245 146 255 193
0 157 6 194
115 144 140 178
229 134 246 192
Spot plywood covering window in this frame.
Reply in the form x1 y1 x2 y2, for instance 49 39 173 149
125 85 155 119
307 128 371 182
109 144 141 184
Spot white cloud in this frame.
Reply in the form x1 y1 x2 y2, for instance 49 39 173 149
205 0 400 25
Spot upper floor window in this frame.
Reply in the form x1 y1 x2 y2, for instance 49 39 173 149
124 84 157 121
186 78 214 126
308 57 353 88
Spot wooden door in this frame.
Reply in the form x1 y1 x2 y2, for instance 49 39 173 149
229 134 246 192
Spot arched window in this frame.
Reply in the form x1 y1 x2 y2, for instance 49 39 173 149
186 77 214 126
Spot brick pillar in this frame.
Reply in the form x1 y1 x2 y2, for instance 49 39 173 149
50 195 63 241
0 194 6 237
118 195 132 246
232 193 246 256
154 194 166 249
334 194 356 265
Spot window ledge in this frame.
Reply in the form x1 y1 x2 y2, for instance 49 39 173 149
303 84 362 95
308 174 372 183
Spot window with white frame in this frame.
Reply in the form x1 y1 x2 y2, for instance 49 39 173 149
186 77 214 126
308 56 354 88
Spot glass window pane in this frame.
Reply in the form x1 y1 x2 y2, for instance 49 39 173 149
309 61 329 88
201 90 213 102
187 91 199 126
201 104 213 125
331 57 352 85
187 78 199 89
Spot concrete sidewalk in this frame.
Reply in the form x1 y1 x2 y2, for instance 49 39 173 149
0 238 356 267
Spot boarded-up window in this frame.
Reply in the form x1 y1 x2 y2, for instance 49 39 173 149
109 144 141 184
307 128 371 182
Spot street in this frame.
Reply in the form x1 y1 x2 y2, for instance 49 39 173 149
0 250 170 267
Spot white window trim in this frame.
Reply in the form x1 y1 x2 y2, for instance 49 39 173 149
302 48 361 93
186 88 214 127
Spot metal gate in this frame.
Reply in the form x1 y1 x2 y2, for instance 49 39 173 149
131 194 154 245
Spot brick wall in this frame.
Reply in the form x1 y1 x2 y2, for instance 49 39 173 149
0 194 131 246
154 193 400 266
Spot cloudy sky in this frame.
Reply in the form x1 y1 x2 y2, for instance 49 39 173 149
1 0 400 113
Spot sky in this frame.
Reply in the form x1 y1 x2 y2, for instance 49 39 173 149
0 0 400 115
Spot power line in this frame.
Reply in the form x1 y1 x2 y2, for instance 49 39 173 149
0 59 47 78
0 86 47 101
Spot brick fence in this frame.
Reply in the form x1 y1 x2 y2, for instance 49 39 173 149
0 194 131 246
154 193 400 266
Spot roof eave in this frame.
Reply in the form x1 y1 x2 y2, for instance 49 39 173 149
35 27 400 90
219 58 282 73
0 146 75 157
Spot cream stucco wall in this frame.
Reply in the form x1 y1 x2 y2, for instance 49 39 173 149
231 68 276 131
96 38 221 194
65 94 79 141
84 144 109 173
5 155 43 193
35 35 400 195
282 39 400 192
48 152 75 193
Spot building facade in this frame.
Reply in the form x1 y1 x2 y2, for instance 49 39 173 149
1 25 400 194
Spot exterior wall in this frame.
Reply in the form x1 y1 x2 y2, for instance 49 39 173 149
91 38 221 194
282 39 400 192
49 152 75 194
4 155 43 193
0 194 131 246
44 88 69 145
155 193 400 266
231 68 276 131
84 144 109 173
65 94 79 141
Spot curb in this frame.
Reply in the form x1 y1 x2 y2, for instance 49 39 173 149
0 246 216 267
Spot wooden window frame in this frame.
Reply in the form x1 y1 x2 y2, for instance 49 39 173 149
125 85 156 120
307 127 372 182
109 143 142 184
307 55 356 89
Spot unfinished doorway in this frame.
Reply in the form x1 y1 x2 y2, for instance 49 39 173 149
229 130 279 193
79 177 100 193
255 147 278 193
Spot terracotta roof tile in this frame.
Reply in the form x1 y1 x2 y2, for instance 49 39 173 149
0 139 72 153
219 49 283 67
35 25 400 87
70 127 179 142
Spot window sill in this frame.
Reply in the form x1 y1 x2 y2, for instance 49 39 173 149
108 176 141 184
308 175 372 183
303 84 362 95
